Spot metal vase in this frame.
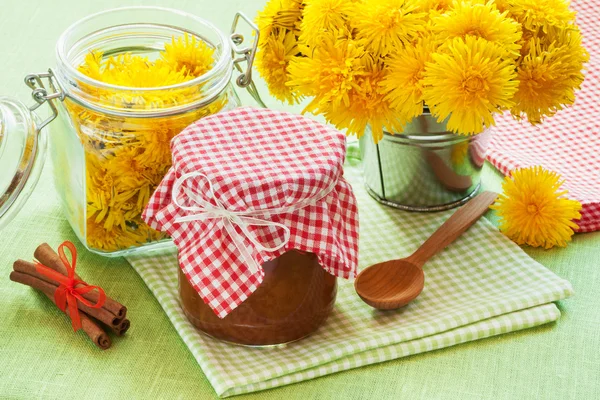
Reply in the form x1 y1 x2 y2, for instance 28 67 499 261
359 113 491 211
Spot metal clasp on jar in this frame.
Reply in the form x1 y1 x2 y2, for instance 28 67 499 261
230 12 267 108
24 69 65 132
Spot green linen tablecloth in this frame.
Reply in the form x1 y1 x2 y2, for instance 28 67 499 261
126 162 573 397
1 1 600 399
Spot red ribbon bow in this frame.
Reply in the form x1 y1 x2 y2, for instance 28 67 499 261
34 241 106 332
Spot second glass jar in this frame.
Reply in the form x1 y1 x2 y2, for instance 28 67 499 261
45 7 244 256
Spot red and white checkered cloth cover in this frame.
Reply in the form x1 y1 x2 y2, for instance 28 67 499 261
487 0 600 232
143 107 359 318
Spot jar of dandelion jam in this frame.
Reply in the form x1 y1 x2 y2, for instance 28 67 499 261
0 7 263 255
143 107 360 346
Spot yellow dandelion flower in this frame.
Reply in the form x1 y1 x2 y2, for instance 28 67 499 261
422 36 518 135
89 53 187 88
78 33 215 96
299 0 354 47
380 36 439 124
256 0 303 37
86 220 155 252
501 0 576 34
160 32 215 77
78 51 103 81
491 166 581 249
135 123 175 167
78 50 198 109
493 0 510 12
324 58 404 142
417 0 454 16
351 0 427 56
108 146 152 189
256 30 301 104
431 0 522 58
86 159 137 231
86 221 120 251
86 161 120 209
417 0 454 26
288 33 400 141
287 33 367 113
511 28 588 124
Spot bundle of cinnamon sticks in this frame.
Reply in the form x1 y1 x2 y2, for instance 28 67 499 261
10 243 129 350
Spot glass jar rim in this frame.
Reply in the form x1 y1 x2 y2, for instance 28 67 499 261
55 6 233 93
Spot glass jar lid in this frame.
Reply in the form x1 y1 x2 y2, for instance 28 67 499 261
0 96 47 230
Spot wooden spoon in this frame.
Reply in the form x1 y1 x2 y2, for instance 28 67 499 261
355 191 498 310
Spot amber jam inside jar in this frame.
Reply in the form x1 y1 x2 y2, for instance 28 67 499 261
179 250 337 346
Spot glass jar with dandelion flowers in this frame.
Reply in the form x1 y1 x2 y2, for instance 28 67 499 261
0 7 263 255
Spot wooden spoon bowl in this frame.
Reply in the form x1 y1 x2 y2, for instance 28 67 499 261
355 260 424 310
355 191 498 310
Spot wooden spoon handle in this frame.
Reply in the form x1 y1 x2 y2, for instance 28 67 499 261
406 191 498 268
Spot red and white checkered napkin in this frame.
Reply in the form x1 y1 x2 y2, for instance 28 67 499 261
487 0 600 232
143 107 359 318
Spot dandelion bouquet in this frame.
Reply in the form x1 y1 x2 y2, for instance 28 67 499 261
255 0 588 143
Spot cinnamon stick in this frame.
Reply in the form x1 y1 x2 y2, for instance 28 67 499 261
13 259 57 287
116 319 130 336
43 292 111 350
33 243 127 319
9 271 111 350
102 318 130 336
9 271 121 329
13 259 123 326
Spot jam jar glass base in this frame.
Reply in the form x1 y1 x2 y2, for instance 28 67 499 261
179 250 338 347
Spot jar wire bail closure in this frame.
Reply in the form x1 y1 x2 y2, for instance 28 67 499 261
230 12 267 108
23 69 64 132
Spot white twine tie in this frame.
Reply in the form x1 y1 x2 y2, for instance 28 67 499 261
172 171 337 274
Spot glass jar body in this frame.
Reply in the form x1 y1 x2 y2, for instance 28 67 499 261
179 250 338 346
50 87 239 256
48 7 240 255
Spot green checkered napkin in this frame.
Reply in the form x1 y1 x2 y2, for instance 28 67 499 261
126 161 572 398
